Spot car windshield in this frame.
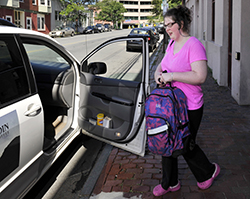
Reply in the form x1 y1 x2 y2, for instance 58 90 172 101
130 29 149 35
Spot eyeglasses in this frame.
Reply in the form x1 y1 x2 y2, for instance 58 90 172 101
164 22 177 29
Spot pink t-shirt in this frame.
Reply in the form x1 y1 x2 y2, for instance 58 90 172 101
161 37 207 110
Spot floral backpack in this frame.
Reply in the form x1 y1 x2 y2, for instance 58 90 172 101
145 86 191 157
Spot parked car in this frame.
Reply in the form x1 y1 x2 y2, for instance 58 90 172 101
144 27 160 41
49 26 75 37
77 26 86 34
94 24 105 33
104 24 112 32
127 28 159 52
0 21 149 198
83 26 95 34
0 18 16 27
155 23 164 34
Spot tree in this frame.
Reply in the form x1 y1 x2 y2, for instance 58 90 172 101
151 0 162 22
59 0 87 31
151 0 182 23
167 0 182 9
93 0 127 29
60 0 97 6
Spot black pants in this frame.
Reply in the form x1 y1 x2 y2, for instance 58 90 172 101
161 105 215 189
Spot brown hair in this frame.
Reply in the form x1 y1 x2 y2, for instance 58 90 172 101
164 5 192 33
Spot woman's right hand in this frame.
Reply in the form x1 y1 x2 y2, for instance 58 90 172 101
154 71 162 84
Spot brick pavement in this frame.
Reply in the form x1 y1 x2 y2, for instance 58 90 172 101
91 42 250 199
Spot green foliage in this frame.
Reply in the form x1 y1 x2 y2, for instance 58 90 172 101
151 0 181 23
152 0 162 16
59 0 86 22
95 0 127 25
150 0 163 23
60 0 97 6
167 0 182 9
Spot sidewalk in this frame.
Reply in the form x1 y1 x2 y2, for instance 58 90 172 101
90 41 250 199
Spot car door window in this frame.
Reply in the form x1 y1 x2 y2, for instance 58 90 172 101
79 38 146 141
87 40 143 82
0 37 29 107
23 43 69 66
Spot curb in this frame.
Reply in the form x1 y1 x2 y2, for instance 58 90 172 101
78 144 113 199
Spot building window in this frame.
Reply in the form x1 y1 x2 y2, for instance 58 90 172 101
48 0 51 6
32 0 36 5
127 9 138 12
14 11 21 27
124 16 138 20
140 1 152 5
140 9 152 13
6 16 12 23
26 17 32 29
40 0 45 5
120 1 138 5
37 14 45 30
55 11 62 21
19 0 24 2
212 0 215 41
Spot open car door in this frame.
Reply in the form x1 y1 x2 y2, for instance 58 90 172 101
78 36 150 156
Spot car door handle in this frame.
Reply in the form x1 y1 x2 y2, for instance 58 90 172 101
25 104 42 117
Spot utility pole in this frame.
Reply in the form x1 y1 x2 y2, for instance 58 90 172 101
162 0 169 53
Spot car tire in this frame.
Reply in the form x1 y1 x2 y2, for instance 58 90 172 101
62 32 65 37
71 32 74 37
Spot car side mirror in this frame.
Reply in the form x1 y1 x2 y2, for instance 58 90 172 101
86 62 107 75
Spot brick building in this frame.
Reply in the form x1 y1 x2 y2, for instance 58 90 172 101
0 0 51 34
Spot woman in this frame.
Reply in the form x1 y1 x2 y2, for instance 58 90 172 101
153 5 220 196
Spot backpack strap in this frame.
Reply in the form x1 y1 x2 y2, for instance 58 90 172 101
170 40 174 46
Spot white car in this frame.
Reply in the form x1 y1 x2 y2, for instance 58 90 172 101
0 22 150 198
49 26 75 37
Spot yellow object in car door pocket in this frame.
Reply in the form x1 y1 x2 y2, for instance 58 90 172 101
97 113 104 126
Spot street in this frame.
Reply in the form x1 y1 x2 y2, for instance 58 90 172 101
53 29 131 61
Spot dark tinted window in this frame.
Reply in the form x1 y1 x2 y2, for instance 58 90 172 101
0 37 29 105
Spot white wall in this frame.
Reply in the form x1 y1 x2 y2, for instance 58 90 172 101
184 0 250 105
232 0 250 105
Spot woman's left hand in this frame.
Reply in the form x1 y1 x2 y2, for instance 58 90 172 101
161 72 173 84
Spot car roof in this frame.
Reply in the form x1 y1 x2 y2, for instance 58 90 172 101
0 26 55 41
131 28 149 30
129 28 151 34
0 26 80 65
0 18 16 27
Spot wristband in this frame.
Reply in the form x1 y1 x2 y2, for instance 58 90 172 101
171 73 173 82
